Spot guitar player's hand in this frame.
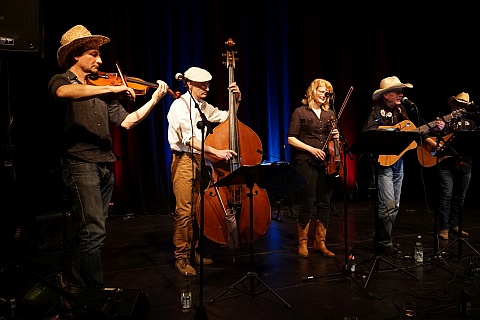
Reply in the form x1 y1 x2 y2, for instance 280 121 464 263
433 117 445 132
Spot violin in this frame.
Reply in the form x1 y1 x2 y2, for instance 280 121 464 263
323 86 354 180
325 117 344 179
86 71 181 99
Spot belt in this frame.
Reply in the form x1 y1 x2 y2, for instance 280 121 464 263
172 150 185 156
172 150 199 157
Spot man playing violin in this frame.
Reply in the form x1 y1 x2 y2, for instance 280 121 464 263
48 25 169 288
287 78 338 259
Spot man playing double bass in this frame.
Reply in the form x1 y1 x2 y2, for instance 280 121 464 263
167 67 242 276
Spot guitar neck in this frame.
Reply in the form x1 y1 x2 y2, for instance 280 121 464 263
416 112 456 133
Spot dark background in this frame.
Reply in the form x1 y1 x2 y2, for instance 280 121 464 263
1 0 479 223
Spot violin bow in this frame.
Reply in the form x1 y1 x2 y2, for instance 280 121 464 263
325 86 354 143
337 86 354 120
115 62 128 86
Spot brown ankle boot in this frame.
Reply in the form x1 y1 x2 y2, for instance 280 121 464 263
297 222 310 258
452 226 469 237
313 220 335 258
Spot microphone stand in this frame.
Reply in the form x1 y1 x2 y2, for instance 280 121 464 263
183 80 211 320
302 95 371 297
195 110 211 320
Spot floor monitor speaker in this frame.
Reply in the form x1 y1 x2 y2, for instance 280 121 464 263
73 287 151 320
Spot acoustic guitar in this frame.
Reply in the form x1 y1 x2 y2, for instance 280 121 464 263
377 109 465 166
416 133 454 167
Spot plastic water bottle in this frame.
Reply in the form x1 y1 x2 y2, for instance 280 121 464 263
348 254 356 273
181 272 192 313
414 235 423 263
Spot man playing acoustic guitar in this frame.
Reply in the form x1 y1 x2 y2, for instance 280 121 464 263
430 92 477 240
362 76 444 257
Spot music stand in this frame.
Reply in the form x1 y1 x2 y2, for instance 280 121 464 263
433 130 480 259
349 129 421 289
259 161 301 221
208 162 306 308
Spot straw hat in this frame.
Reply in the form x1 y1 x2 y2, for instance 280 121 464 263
184 67 212 82
372 76 413 100
57 25 110 69
447 92 471 109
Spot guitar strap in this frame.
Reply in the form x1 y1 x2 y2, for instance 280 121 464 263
397 106 410 122
180 96 191 113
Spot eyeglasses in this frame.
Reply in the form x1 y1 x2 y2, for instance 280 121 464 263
192 81 210 90
388 90 403 94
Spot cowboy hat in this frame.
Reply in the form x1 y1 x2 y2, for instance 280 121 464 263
447 92 471 109
372 76 413 100
184 67 212 82
57 25 110 69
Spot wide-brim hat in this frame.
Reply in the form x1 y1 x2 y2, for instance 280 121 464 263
447 92 470 109
184 67 212 82
372 76 413 100
57 25 110 69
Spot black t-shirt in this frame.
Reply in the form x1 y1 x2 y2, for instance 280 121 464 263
48 70 129 163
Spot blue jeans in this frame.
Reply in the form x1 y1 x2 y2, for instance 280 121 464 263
376 159 403 248
295 161 334 228
62 159 114 287
436 166 471 231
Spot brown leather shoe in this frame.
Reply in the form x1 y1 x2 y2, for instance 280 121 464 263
438 230 449 240
176 258 196 276
451 227 468 237
195 252 213 265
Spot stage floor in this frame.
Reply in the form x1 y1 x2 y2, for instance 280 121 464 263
2 197 480 320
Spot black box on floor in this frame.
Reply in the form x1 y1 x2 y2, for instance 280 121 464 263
73 287 150 320
34 211 72 252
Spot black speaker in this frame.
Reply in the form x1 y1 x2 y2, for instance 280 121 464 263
0 0 43 55
73 287 151 320
34 211 72 252
22 280 150 320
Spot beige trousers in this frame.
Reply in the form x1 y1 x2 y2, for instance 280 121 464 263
171 152 201 260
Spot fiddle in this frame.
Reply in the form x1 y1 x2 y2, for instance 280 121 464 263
86 71 181 99
323 86 354 179
325 117 344 179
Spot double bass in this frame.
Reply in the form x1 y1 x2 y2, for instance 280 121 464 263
196 38 271 245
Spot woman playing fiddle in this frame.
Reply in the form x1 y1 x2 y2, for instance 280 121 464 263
287 78 338 258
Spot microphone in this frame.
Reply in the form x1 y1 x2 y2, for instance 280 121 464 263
325 92 335 99
256 149 281 160
467 102 480 109
401 96 416 108
175 73 186 81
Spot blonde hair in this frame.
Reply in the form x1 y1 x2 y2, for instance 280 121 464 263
301 78 333 111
